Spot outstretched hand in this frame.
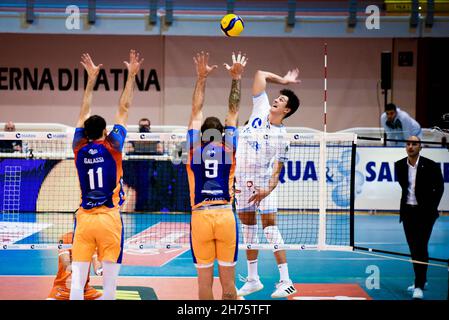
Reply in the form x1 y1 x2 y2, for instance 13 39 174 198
194 51 218 79
80 53 103 81
124 49 144 77
224 51 248 80
283 68 301 85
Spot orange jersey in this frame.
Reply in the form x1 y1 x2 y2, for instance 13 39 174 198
186 127 237 210
72 125 126 211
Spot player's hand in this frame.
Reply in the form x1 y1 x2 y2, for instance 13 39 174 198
124 49 144 77
282 68 301 85
80 53 103 81
95 267 103 276
224 51 248 80
65 264 72 273
94 261 103 276
248 186 271 207
194 51 218 79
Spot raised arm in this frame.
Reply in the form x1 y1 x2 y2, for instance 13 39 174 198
188 52 217 130
252 68 300 97
115 49 144 127
76 54 102 128
224 52 248 127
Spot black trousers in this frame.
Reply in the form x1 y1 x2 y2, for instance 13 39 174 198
402 205 438 289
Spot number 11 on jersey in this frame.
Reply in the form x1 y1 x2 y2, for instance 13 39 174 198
87 167 103 189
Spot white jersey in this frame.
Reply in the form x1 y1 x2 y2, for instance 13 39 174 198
235 91 290 181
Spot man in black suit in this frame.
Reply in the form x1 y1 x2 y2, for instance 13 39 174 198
394 136 444 299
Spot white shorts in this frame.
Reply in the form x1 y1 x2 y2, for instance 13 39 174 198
234 176 278 214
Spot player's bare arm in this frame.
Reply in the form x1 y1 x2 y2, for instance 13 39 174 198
248 160 284 207
76 53 103 128
115 49 144 126
252 68 300 97
188 51 218 130
224 52 248 127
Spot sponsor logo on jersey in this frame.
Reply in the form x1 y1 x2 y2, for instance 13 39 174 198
252 118 262 128
88 148 98 155
201 190 224 195
248 141 260 151
203 197 226 202
207 149 215 157
86 199 108 207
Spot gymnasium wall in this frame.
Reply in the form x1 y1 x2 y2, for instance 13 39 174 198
0 34 417 131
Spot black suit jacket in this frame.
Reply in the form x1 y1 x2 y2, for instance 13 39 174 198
394 156 444 222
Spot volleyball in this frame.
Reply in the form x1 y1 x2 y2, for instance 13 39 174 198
220 14 244 37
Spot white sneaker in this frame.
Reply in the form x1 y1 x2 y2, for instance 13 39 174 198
237 278 264 297
271 280 297 298
412 288 424 300
235 286 245 300
407 282 428 292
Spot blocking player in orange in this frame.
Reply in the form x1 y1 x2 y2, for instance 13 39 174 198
47 231 103 300
70 50 143 300
186 51 247 300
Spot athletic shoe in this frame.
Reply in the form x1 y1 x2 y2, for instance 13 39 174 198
237 277 264 297
407 282 428 292
412 288 424 300
234 286 246 300
271 280 297 298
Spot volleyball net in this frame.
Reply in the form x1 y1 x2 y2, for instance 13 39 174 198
0 131 356 251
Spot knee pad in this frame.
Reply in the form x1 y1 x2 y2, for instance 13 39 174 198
242 224 259 244
263 226 284 252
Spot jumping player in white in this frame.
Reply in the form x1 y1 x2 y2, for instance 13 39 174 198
235 68 300 298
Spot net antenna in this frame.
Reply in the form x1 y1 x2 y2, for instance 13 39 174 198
318 42 328 250
323 42 328 133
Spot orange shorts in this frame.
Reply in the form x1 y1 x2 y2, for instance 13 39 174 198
190 207 238 267
47 285 102 300
72 206 124 263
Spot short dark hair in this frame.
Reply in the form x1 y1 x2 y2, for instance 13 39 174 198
385 103 397 112
139 118 151 125
84 115 106 140
280 89 300 119
201 117 224 142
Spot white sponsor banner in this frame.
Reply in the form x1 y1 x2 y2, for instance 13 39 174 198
277 146 449 211
355 147 449 211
